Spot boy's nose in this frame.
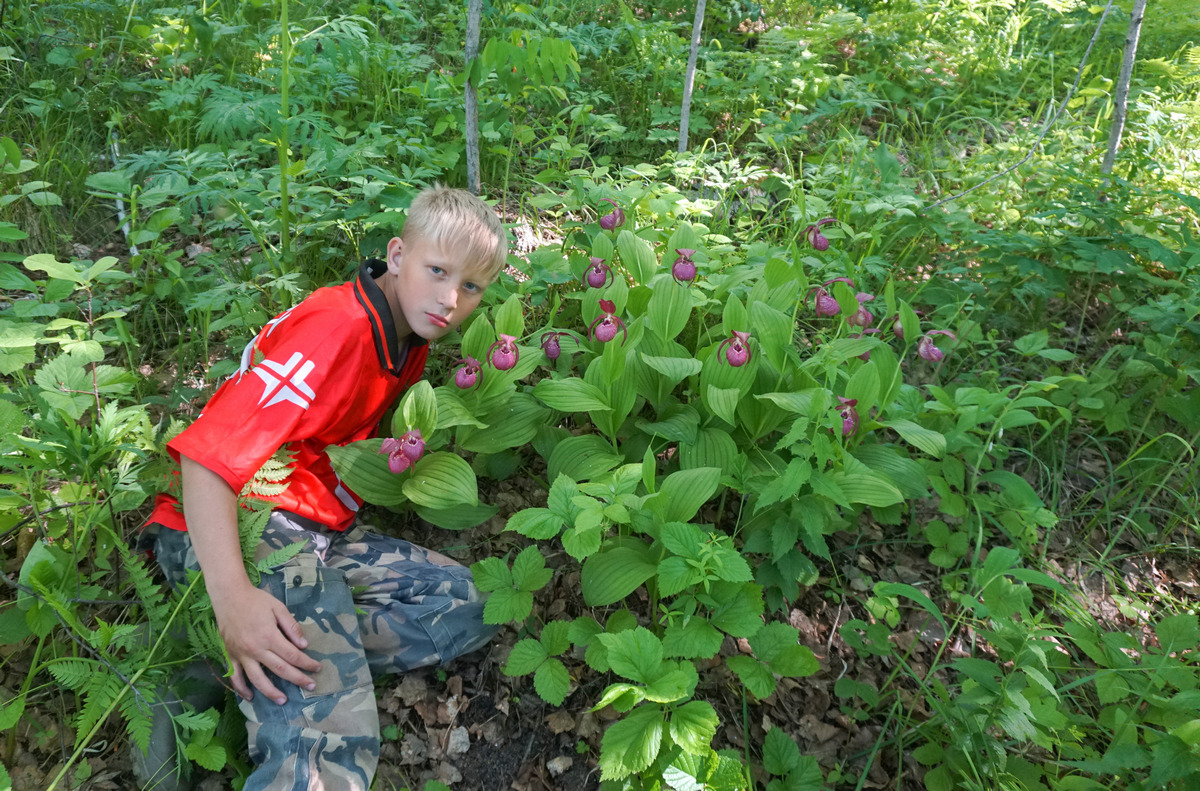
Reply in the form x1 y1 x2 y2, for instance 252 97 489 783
440 286 458 310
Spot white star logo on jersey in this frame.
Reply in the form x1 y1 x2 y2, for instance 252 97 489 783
252 352 317 409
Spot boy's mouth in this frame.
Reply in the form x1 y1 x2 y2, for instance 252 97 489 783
425 313 449 328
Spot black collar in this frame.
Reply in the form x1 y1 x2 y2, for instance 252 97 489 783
353 259 426 377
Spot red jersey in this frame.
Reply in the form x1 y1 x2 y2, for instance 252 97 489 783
148 261 428 532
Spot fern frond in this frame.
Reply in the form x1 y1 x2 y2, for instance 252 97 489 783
119 540 171 627
240 447 294 498
45 658 104 691
119 687 158 754
75 674 124 747
256 541 305 573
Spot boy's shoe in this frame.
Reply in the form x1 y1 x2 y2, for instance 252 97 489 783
131 665 225 791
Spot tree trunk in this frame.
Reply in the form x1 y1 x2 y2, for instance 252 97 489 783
465 0 483 195
678 0 707 154
1101 0 1148 176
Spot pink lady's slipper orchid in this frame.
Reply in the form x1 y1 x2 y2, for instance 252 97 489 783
846 292 875 328
719 331 752 367
851 328 881 361
805 217 838 251
380 429 424 474
488 334 519 371
807 277 854 318
589 299 627 344
598 199 625 231
452 356 481 389
917 330 957 362
672 248 697 286
541 331 568 361
585 257 614 289
837 397 859 437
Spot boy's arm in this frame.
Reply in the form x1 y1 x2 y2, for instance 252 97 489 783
180 454 322 705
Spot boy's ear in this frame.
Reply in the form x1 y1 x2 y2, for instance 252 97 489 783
385 237 404 273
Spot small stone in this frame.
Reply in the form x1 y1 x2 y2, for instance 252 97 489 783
444 726 470 756
547 756 574 777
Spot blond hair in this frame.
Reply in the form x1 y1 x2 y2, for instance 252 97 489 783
402 185 508 280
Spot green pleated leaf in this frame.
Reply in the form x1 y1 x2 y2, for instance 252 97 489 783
828 471 904 507
394 380 438 439
326 440 408 506
679 427 740 475
651 467 721 523
493 293 526 338
434 388 487 429
533 377 611 412
636 404 700 444
646 280 693 341
581 544 658 606
459 393 548 453
706 385 740 426
883 419 946 458
413 502 498 530
548 434 623 483
401 452 478 508
616 229 658 285
640 353 703 383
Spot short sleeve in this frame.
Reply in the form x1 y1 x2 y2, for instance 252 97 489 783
168 302 367 493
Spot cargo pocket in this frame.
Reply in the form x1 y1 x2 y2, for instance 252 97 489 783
281 558 374 701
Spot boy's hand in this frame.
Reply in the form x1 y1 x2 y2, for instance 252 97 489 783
212 586 324 705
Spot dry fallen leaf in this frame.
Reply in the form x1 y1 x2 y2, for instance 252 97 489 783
547 756 574 777
546 709 575 734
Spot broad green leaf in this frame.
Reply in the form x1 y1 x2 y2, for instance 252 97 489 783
326 440 408 506
679 427 739 475
644 663 698 703
660 522 707 558
882 419 946 458
402 452 477 508
758 389 825 415
663 618 724 660
1156 614 1199 654
828 471 904 507
705 385 740 426
534 658 570 705
874 582 947 637
657 555 698 597
669 700 719 755
647 280 692 341
434 388 487 429
458 393 547 453
1 137 20 167
469 556 511 591
506 507 564 539
533 377 611 412
594 683 648 713
23 253 83 285
844 361 880 413
395 380 438 439
763 727 801 776
413 502 498 530
598 626 663 684
581 545 658 606
637 406 699 444
540 621 572 655
616 229 658 285
493 293 525 337
598 705 665 781
652 467 721 523
504 638 548 675
708 582 765 637
548 434 622 483
726 655 775 699
85 171 132 195
640 353 702 383
511 545 552 591
823 337 877 363
482 587 533 625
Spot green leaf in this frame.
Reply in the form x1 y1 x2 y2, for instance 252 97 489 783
706 385 740 425
85 171 132 195
581 545 658 606
679 427 740 475
652 467 721 523
644 663 697 703
763 726 801 775
754 459 812 512
616 229 658 285
1 137 20 167
493 293 525 338
548 434 622 483
647 280 693 341
413 502 498 530
828 471 904 507
598 626 663 684
637 405 700 444
533 377 611 412
185 740 227 771
540 620 572 655
669 700 719 756
882 419 946 458
395 380 438 439
435 387 487 429
470 557 512 592
640 353 703 383
482 587 533 625
844 361 880 413
511 545 552 592
23 253 83 285
874 582 947 638
534 658 570 705
503 638 548 675
506 507 564 539
1155 614 1199 654
726 655 776 699
402 452 477 508
598 705 665 781
708 582 765 637
459 392 548 453
663 618 724 660
326 440 408 506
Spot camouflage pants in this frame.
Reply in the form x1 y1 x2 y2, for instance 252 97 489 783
152 511 497 791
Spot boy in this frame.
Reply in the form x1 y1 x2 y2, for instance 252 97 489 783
140 185 507 790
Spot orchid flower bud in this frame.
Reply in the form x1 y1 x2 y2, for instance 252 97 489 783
918 330 956 362
805 217 838 251
846 292 875 328
585 257 613 289
837 396 859 437
589 299 627 344
672 249 697 286
598 199 625 231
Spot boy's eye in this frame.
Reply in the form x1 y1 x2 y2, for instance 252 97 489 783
464 282 481 294
430 266 444 275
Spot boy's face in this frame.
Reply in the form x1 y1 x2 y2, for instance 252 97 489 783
383 234 492 341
